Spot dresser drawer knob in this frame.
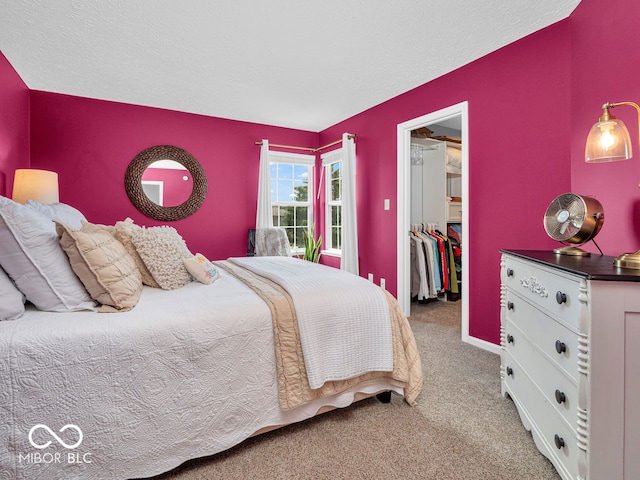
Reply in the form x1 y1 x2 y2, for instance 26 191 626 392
555 340 567 354
554 434 565 450
507 334 514 344
507 301 515 311
506 366 513 376
506 268 514 277
555 291 567 304
555 389 566 404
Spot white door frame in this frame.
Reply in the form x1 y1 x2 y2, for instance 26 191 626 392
396 101 474 347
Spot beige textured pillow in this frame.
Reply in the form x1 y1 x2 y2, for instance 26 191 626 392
114 218 160 288
83 220 116 236
130 224 193 290
55 221 143 312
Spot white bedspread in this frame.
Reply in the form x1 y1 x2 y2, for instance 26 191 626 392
0 261 402 480
229 257 393 389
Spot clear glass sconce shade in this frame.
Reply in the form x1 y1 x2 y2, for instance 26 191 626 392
585 118 632 162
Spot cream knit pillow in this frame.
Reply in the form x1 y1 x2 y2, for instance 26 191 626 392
56 221 143 312
114 218 160 288
130 225 193 290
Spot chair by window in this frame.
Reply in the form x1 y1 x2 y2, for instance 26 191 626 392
250 228 292 257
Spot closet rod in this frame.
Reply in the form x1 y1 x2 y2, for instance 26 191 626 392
254 134 356 153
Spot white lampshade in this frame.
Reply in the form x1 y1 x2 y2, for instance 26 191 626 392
11 169 60 204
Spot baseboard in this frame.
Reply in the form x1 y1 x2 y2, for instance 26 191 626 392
462 334 501 355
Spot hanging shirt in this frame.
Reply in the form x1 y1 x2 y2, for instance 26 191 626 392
410 236 423 299
447 238 459 294
410 235 428 300
418 231 439 297
432 231 448 291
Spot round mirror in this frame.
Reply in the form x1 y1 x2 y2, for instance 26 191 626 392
125 145 207 221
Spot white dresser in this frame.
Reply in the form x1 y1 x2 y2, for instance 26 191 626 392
500 250 640 480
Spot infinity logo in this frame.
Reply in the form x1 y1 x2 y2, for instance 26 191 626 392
28 424 83 450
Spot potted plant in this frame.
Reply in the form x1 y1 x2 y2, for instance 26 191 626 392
302 228 322 263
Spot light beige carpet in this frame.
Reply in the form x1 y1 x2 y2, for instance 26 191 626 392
145 300 560 480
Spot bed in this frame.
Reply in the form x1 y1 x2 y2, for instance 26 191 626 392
0 198 423 480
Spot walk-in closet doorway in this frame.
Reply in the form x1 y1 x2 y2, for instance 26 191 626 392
398 102 479 349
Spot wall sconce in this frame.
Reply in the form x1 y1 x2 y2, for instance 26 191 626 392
585 101 640 269
585 102 639 162
11 169 59 204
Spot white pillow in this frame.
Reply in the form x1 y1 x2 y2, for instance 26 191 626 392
0 266 25 321
26 200 87 230
130 225 193 290
0 196 96 312
183 253 220 285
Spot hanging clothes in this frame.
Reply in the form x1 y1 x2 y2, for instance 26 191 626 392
409 223 460 302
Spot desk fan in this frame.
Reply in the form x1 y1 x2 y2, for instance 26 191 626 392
543 193 604 256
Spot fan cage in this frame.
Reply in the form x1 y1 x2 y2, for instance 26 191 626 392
543 193 603 245
544 193 585 242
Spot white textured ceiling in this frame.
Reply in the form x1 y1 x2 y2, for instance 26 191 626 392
0 0 580 132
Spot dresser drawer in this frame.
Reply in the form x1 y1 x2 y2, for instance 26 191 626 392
502 255 583 329
503 353 579 480
504 317 577 430
503 291 578 382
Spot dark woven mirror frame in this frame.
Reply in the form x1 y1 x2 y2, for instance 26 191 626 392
125 145 208 221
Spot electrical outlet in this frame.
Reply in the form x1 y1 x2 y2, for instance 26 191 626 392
380 278 386 290
368 273 374 282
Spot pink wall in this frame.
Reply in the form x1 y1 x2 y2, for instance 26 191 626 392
29 92 318 260
570 0 640 255
0 51 30 197
320 22 572 343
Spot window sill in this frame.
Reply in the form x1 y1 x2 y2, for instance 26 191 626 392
320 249 342 258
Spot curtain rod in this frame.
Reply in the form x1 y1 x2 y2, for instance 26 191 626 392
254 134 356 153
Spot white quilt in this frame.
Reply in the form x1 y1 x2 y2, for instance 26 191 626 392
0 261 402 480
229 257 394 389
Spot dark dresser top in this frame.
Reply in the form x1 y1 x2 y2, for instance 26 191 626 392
501 249 640 282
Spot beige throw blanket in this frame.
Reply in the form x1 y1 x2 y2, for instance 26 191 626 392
216 260 423 410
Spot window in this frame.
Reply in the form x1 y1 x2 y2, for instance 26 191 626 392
269 151 315 253
321 149 343 253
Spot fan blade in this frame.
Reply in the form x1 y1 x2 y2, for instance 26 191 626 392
567 201 585 227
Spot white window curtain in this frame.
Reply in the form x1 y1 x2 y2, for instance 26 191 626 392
320 148 342 252
255 139 273 228
341 132 359 275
